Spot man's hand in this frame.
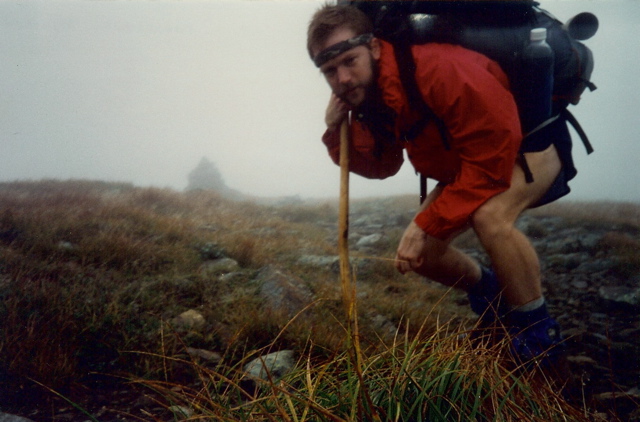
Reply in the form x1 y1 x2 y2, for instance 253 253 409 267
395 221 429 274
325 93 350 132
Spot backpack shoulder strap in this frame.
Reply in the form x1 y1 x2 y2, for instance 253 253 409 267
561 108 594 154
393 42 451 150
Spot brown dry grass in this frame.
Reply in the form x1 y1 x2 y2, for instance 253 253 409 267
0 180 636 420
0 181 445 388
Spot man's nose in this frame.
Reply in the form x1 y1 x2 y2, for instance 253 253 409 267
336 66 351 85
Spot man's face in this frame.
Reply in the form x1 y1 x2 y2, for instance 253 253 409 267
314 27 380 107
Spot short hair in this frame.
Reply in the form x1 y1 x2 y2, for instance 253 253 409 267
306 3 373 60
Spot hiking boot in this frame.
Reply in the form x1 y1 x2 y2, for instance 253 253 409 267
509 317 565 366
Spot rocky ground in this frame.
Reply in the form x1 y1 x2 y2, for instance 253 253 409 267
1 200 639 421
348 200 640 421
524 214 640 421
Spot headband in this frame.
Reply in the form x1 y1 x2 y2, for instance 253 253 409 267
313 33 374 68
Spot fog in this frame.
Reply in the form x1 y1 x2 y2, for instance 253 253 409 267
1 0 638 202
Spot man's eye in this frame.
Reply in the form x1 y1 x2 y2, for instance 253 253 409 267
344 57 356 66
323 68 336 78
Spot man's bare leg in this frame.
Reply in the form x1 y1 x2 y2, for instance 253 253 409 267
469 145 567 373
471 144 562 307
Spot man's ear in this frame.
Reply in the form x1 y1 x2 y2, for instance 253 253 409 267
370 37 381 60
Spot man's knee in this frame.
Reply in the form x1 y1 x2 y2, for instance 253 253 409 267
410 236 450 277
471 198 518 243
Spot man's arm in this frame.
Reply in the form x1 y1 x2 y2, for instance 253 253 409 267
412 44 523 241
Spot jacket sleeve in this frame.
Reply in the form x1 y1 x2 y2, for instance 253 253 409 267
322 119 404 180
412 45 523 240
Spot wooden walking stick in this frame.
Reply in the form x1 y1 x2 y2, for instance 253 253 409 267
338 119 352 311
338 118 381 421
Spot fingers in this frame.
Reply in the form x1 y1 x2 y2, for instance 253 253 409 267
394 254 408 274
395 221 428 275
325 93 349 130
394 254 424 275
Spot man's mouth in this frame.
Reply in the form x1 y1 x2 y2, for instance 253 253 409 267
338 86 359 103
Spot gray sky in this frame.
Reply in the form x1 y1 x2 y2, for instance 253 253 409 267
1 0 638 202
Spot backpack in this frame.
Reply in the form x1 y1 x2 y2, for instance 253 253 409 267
339 0 597 192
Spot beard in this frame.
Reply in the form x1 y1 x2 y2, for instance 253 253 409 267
347 60 398 159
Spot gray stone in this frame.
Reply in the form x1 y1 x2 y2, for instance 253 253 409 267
198 258 239 276
57 241 76 251
218 271 247 283
0 413 35 422
352 215 382 227
598 286 640 308
186 347 222 363
570 280 588 290
579 233 605 251
576 258 618 273
197 242 226 260
168 405 193 420
244 350 295 382
370 313 397 339
297 255 339 268
297 255 377 275
169 309 206 332
355 233 384 249
517 217 548 239
546 252 590 270
255 266 313 316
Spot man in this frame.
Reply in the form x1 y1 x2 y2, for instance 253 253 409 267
307 4 575 369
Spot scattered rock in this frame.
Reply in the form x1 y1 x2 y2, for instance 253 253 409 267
0 413 35 422
57 241 76 251
355 233 385 250
369 313 397 339
197 242 226 260
598 285 640 309
298 255 339 269
168 405 193 420
186 347 222 363
567 355 597 365
244 350 295 382
255 266 313 317
218 271 247 283
546 252 590 270
169 309 206 332
198 257 240 276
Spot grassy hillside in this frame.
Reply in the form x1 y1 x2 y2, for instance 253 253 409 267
2 180 635 420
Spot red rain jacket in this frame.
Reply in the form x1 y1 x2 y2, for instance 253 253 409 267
322 41 523 240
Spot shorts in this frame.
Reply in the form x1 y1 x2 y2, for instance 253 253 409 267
523 115 577 208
